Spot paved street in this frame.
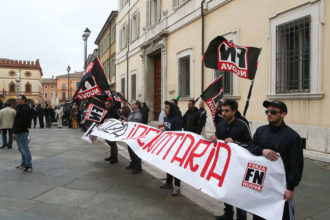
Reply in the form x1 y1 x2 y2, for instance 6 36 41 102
0 127 329 220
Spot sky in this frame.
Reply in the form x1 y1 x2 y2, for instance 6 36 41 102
0 0 117 78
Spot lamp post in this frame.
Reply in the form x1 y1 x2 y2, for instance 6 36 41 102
67 65 71 100
82 27 91 71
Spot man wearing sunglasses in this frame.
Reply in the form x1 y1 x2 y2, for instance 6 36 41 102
248 100 303 220
210 99 251 220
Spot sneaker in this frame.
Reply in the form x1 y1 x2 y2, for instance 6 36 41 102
215 214 233 220
110 158 118 164
171 186 180 196
131 169 142 174
16 165 25 170
23 167 33 174
159 182 173 189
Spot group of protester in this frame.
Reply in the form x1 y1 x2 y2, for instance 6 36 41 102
0 94 303 220
97 97 303 220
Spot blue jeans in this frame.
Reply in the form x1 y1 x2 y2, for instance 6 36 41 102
2 129 13 147
16 132 32 167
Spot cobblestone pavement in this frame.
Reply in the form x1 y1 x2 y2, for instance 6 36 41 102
0 127 329 220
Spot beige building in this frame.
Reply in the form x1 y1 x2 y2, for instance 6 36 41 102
41 77 57 106
0 58 42 105
56 71 84 104
95 11 118 91
115 0 329 154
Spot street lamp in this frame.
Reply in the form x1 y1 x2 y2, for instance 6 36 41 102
67 65 71 100
82 27 91 71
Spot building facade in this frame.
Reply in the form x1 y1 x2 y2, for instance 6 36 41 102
0 58 43 105
41 77 57 106
95 11 118 91
115 0 329 153
56 71 83 104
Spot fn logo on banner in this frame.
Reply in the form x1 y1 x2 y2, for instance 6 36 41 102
242 162 267 191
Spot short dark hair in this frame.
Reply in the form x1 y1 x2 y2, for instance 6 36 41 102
4 102 11 107
105 100 112 104
188 99 195 105
171 99 178 105
18 95 27 103
132 100 141 109
222 99 238 111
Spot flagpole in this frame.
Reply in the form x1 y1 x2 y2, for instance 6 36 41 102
243 79 254 117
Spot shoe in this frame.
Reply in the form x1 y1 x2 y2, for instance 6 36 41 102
125 164 134 170
215 214 233 220
104 156 112 161
16 165 25 170
110 158 118 164
131 169 142 174
23 167 33 173
171 186 180 196
159 182 173 189
7 146 12 149
0 146 5 149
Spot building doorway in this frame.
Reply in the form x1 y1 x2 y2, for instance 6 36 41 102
154 54 161 120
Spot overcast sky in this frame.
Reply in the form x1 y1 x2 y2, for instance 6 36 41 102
1 0 117 78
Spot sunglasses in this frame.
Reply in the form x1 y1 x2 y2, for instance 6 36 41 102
265 110 281 115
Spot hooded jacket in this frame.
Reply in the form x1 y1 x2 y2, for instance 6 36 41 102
182 107 202 134
163 102 182 131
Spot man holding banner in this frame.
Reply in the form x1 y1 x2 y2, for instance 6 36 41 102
248 100 303 220
159 101 183 196
210 100 251 220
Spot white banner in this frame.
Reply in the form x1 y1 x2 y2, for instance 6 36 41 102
82 122 98 144
92 119 286 219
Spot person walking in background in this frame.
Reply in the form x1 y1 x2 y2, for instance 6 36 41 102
45 105 54 128
55 105 63 128
36 104 44 128
30 104 37 128
0 103 16 149
159 101 183 196
141 102 149 125
13 95 33 173
71 105 79 129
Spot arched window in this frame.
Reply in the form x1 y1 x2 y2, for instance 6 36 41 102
25 82 32 94
9 82 15 93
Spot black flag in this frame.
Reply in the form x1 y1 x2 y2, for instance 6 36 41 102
203 36 261 80
84 96 108 127
200 75 223 123
71 57 110 101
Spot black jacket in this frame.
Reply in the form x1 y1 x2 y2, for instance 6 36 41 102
248 122 304 191
216 117 251 148
199 107 207 127
164 102 182 131
182 107 202 134
103 106 120 122
13 104 31 134
141 104 150 124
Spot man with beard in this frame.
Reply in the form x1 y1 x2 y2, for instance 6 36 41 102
103 100 120 164
210 99 251 220
248 100 303 220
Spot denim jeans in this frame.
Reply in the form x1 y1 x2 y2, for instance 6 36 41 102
16 132 32 167
2 129 13 147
